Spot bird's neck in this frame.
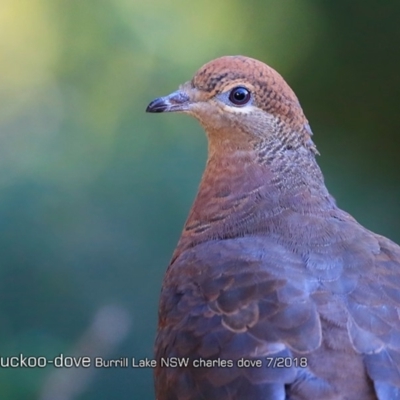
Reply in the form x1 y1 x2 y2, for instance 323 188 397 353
171 145 336 263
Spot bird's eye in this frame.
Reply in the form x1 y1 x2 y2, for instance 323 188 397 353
228 87 251 106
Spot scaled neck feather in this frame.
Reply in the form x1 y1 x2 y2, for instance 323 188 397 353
171 140 336 263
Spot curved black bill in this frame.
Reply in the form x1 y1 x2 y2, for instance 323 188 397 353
146 97 168 113
146 90 190 113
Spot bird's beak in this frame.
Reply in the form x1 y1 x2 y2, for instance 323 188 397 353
146 90 190 113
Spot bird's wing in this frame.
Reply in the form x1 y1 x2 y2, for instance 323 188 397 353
353 234 400 399
155 217 400 400
156 234 324 400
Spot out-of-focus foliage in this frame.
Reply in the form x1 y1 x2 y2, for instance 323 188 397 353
0 0 398 399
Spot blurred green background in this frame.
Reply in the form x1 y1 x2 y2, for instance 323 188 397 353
0 0 399 399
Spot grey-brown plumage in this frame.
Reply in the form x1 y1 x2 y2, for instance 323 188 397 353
146 56 400 400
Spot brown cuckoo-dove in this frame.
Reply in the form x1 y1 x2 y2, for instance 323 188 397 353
146 56 400 400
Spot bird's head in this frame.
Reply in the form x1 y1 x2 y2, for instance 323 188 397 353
147 55 316 154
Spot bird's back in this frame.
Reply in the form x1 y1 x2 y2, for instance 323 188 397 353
155 207 400 400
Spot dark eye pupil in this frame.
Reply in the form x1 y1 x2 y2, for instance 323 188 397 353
234 90 246 101
229 87 250 106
